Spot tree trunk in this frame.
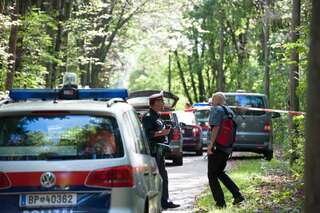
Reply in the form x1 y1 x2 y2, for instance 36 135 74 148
194 36 206 101
263 0 270 100
217 18 225 92
208 40 217 94
305 0 320 211
168 52 172 92
51 0 64 88
5 0 21 90
288 0 301 165
174 50 193 105
187 56 198 102
61 0 73 73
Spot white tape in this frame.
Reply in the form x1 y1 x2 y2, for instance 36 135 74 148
228 106 305 116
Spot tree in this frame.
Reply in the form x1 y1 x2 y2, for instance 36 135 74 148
305 0 320 211
5 0 21 90
288 0 301 165
174 50 193 104
263 0 270 100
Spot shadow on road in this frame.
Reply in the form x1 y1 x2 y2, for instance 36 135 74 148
230 155 264 161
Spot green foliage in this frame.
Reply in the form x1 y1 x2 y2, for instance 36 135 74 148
0 13 12 90
14 11 57 88
291 115 305 178
196 158 304 212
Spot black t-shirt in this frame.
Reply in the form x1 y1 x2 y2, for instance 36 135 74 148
142 108 166 149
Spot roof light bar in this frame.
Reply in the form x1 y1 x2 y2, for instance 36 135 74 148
192 102 209 107
9 88 128 101
9 89 58 100
78 89 128 100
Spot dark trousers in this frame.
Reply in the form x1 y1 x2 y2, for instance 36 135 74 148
207 149 241 206
155 153 169 206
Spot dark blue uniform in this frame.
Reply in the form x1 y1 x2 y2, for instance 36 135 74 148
142 108 166 155
142 108 169 207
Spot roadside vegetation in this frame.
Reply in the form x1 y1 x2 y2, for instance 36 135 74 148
195 116 305 213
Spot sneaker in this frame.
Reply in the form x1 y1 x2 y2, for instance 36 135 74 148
162 202 180 209
233 195 245 205
216 203 227 209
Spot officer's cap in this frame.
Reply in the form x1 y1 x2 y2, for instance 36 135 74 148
149 92 164 101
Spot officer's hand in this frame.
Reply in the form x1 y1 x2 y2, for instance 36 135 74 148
162 128 171 136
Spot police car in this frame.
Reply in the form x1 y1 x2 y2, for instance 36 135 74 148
0 74 162 213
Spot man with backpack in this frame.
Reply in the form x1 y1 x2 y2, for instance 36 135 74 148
207 92 244 208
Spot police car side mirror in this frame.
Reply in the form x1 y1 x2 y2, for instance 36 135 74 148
272 112 281 118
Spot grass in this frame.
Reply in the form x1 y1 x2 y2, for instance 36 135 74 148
194 155 304 213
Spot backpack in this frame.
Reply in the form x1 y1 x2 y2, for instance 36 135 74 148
215 105 237 148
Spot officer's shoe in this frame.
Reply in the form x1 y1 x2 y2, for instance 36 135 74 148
233 195 245 205
162 201 180 209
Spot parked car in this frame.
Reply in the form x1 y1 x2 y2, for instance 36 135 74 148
175 111 203 156
127 90 183 166
224 92 280 160
159 111 183 166
191 106 211 147
0 87 162 213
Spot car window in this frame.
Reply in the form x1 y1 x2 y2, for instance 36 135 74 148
127 111 150 155
194 109 210 124
225 95 266 116
175 111 196 125
0 115 124 160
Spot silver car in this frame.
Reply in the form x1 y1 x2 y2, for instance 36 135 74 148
0 89 162 213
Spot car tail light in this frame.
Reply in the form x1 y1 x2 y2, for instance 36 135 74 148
85 166 134 188
172 129 181 141
264 122 271 132
193 127 200 137
0 172 10 189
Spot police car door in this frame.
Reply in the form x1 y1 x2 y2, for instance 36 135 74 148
126 111 161 211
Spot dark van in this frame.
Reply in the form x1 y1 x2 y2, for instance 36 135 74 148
223 92 280 160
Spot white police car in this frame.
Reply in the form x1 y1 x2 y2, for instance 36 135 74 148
0 81 162 212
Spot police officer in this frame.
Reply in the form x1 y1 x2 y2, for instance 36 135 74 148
207 92 244 208
142 92 180 209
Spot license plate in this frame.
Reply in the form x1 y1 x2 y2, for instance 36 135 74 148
20 193 77 208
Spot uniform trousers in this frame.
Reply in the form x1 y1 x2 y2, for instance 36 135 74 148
155 153 169 206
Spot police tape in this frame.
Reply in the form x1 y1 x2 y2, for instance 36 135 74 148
188 105 306 116
228 106 305 116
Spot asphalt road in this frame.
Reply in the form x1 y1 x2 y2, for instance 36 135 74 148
163 153 209 213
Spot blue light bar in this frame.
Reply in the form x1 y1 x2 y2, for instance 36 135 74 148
193 102 209 107
9 89 58 100
78 89 128 100
9 88 128 101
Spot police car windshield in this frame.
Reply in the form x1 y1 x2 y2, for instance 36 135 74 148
194 109 210 124
0 115 124 160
